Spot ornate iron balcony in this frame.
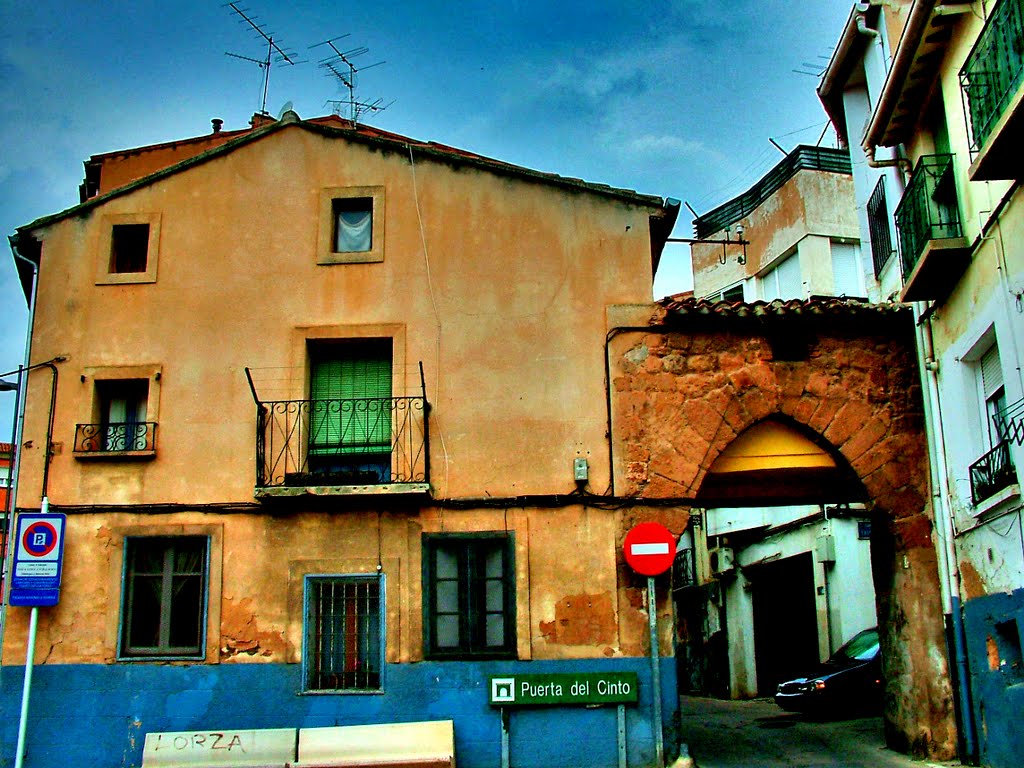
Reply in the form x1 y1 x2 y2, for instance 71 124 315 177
960 0 1024 156
895 154 963 279
256 396 429 489
74 422 157 455
995 396 1024 446
969 440 1017 505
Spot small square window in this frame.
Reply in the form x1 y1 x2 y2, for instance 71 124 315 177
333 198 373 253
110 223 150 273
303 575 383 691
97 213 160 284
120 536 208 658
318 186 384 265
423 534 516 660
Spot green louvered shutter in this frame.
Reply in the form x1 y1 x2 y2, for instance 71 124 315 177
309 342 392 455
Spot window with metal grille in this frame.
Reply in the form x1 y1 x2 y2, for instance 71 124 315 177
866 178 895 277
120 537 208 659
423 534 516 659
303 575 383 692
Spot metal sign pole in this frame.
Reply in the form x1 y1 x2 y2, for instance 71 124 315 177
14 604 39 768
500 707 510 768
648 575 664 768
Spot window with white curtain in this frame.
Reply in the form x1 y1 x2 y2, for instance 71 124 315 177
333 198 373 252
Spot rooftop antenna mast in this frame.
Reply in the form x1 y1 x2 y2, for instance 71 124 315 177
310 36 390 124
225 2 300 115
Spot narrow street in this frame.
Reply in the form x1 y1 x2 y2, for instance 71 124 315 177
678 697 963 768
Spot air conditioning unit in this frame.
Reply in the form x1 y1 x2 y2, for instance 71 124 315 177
708 546 735 576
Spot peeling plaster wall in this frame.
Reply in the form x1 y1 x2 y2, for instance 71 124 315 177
609 310 957 759
691 168 859 300
1 504 681 667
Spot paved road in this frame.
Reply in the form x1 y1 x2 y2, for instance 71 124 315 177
677 696 963 768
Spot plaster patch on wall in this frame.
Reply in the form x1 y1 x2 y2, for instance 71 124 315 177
959 558 986 600
538 592 615 646
220 596 287 660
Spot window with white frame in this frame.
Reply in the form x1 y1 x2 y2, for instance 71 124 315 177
760 251 802 301
303 575 383 692
981 343 1007 449
831 241 864 297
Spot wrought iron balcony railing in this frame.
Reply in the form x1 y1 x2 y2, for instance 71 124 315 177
969 440 1017 505
256 396 429 488
74 422 157 455
995 396 1024 446
960 0 1024 156
894 154 963 278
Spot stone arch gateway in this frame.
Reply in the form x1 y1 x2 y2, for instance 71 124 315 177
609 297 957 759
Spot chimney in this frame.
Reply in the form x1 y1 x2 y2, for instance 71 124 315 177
250 112 275 129
211 118 224 134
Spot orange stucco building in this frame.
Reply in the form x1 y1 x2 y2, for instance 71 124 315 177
1 111 683 768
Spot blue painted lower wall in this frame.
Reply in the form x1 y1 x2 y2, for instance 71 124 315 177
963 587 1024 768
0 657 678 768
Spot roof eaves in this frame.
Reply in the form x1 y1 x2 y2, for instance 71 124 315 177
16 117 668 237
299 120 667 208
15 120 294 235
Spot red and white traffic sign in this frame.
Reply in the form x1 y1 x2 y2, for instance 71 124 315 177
623 522 676 576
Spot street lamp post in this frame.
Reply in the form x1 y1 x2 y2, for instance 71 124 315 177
0 375 20 606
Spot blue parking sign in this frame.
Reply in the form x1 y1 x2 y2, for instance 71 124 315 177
9 513 67 607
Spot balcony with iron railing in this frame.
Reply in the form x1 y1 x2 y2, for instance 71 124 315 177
970 440 1017 505
995 396 1024 446
254 393 430 498
73 421 157 459
960 0 1024 180
894 154 971 302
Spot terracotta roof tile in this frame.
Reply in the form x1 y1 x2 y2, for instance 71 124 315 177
659 295 909 319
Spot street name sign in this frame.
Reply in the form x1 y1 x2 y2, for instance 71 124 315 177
489 672 639 707
623 522 676 576
9 512 67 607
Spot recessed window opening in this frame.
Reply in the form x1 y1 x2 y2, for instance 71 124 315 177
97 379 150 451
333 198 373 253
304 575 383 692
120 536 208 658
982 343 1006 448
423 534 516 659
308 339 393 483
110 223 151 273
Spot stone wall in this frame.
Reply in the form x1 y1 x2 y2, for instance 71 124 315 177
609 302 957 759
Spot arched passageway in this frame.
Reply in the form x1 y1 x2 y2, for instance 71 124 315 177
610 297 957 759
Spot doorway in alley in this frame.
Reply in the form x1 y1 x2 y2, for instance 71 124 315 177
749 552 819 695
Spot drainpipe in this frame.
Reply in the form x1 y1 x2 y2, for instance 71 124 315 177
916 305 978 762
865 144 913 174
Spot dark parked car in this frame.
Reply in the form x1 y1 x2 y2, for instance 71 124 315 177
775 626 881 714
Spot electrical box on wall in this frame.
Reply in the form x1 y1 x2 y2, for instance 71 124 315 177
573 457 589 482
816 534 836 563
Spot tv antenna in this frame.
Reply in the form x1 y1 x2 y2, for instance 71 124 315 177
310 36 391 124
225 2 302 115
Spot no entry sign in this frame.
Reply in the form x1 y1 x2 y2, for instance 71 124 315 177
9 512 67 607
623 522 676 576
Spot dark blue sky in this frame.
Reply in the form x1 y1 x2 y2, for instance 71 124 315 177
0 0 850 437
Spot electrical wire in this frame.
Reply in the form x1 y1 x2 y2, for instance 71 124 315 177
407 144 452 515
